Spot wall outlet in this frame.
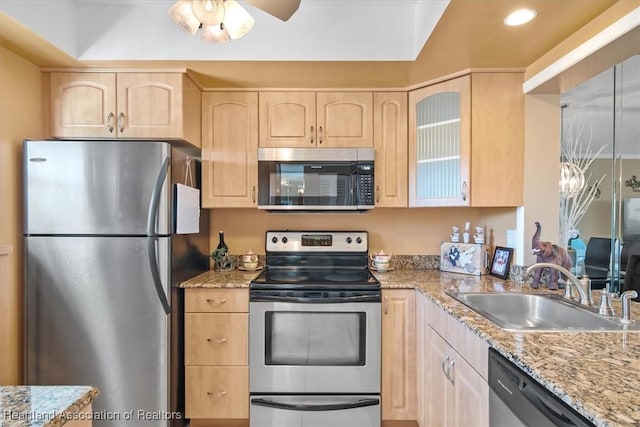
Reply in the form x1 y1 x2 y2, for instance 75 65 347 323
506 229 517 248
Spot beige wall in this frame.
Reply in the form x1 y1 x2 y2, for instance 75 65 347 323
0 46 44 384
208 207 517 256
522 94 561 265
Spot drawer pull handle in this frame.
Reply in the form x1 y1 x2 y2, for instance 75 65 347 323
207 338 227 344
206 298 227 304
207 391 227 398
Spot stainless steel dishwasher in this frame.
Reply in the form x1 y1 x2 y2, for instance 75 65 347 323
488 348 595 427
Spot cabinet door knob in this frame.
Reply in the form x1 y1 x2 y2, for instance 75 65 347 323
206 298 227 304
207 391 227 397
207 338 227 344
106 112 115 133
117 112 126 133
310 126 314 144
383 295 389 315
252 185 256 203
318 126 323 144
376 185 380 203
448 359 456 385
461 181 468 201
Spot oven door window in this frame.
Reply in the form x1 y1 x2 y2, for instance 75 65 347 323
265 311 366 366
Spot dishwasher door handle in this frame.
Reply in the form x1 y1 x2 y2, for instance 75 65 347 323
521 383 581 427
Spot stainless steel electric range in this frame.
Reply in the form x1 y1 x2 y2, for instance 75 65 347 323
249 230 381 427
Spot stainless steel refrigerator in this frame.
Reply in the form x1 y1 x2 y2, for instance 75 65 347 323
24 140 209 426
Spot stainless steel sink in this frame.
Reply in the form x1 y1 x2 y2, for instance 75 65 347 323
446 292 640 332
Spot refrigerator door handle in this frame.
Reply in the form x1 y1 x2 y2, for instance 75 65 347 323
148 236 171 314
146 157 170 236
146 156 171 315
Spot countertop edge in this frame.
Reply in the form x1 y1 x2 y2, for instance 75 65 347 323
0 385 100 427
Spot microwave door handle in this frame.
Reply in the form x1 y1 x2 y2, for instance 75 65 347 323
250 294 380 303
251 397 379 412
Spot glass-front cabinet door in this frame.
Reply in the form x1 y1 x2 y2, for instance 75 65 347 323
408 76 471 206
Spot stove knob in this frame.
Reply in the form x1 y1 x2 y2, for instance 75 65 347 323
282 236 288 244
346 237 352 244
356 237 362 244
271 236 278 244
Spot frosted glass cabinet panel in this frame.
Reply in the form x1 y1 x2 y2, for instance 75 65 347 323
409 76 471 206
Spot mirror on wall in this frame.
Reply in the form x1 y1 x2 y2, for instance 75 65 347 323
560 54 640 292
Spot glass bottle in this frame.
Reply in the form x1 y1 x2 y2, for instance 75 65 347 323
217 230 228 256
214 231 230 270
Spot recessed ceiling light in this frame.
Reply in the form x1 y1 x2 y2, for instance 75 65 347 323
504 9 537 26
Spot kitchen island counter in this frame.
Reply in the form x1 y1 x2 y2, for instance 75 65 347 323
0 385 99 427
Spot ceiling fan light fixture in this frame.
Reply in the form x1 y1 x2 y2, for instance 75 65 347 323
192 0 225 26
168 0 201 35
169 0 255 43
201 23 231 43
222 0 255 40
504 8 537 26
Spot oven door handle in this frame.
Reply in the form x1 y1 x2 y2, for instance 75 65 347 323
250 397 380 412
250 294 381 303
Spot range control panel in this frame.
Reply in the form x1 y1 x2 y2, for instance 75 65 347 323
265 231 368 252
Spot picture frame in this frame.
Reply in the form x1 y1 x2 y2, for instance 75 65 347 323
489 246 513 279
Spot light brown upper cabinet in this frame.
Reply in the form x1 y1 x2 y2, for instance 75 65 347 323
259 91 373 148
373 92 408 207
201 92 258 208
49 72 201 146
408 73 523 207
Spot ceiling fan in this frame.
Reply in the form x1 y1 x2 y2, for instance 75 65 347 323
169 0 301 43
246 0 301 22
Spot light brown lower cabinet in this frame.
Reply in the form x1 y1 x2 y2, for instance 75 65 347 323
381 289 416 421
63 403 93 427
424 327 489 426
185 366 249 419
420 292 489 427
184 289 249 423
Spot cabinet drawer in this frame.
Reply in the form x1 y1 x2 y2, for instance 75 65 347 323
185 366 249 419
185 288 248 312
185 313 248 365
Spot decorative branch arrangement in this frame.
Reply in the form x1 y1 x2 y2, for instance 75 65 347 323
559 120 606 247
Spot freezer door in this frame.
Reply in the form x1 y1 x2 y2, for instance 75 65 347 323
25 236 174 426
24 140 171 235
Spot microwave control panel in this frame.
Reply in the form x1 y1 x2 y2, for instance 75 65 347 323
357 164 374 206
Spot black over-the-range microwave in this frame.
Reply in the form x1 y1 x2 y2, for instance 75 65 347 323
257 147 375 211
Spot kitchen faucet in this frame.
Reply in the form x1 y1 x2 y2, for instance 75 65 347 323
526 263 591 306
620 290 639 324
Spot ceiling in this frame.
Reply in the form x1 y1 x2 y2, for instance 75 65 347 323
0 0 622 88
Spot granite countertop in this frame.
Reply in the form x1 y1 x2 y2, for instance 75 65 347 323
0 386 99 427
180 268 640 426
180 268 259 288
